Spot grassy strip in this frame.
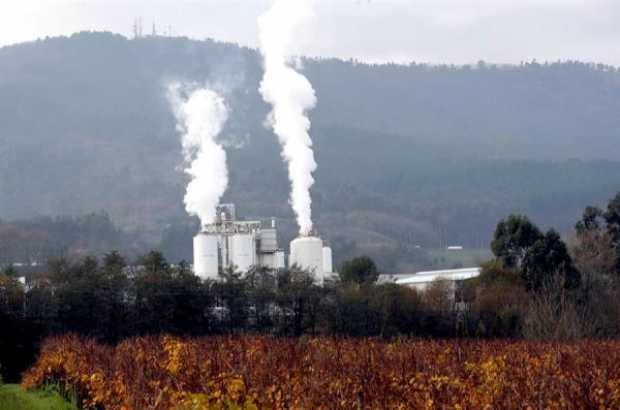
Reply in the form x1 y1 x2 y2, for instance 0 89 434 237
0 384 76 410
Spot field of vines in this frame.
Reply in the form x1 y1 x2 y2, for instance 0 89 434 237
23 335 620 409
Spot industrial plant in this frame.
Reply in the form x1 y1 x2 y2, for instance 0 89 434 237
193 204 334 284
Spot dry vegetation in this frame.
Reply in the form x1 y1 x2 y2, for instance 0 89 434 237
23 335 620 409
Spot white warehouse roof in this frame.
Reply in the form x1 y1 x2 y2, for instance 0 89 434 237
395 267 481 286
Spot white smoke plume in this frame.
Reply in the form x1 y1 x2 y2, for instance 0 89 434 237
258 0 318 236
168 84 229 227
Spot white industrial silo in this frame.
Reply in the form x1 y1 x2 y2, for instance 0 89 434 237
193 233 219 280
230 233 256 273
290 236 324 282
322 246 333 274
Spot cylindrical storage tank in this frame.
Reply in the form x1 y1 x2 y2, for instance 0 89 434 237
322 246 333 274
193 233 219 280
231 233 256 273
289 236 324 282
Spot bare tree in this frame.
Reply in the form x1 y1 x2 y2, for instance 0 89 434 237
522 273 595 340
422 279 454 314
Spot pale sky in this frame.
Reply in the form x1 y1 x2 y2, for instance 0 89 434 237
1 0 619 65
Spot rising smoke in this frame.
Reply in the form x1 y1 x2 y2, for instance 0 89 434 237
258 0 318 236
169 84 229 227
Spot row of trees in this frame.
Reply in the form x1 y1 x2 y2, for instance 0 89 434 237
2 193 620 381
475 192 620 339
0 252 425 381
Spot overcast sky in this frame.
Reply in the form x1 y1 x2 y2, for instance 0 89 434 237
1 0 619 65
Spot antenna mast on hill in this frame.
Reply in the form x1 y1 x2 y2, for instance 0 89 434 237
132 18 144 38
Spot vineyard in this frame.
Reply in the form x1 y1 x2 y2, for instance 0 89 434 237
23 336 620 409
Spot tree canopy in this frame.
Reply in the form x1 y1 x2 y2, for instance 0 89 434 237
339 256 379 284
492 215 578 291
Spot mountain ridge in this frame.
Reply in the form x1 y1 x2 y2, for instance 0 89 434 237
1 31 619 270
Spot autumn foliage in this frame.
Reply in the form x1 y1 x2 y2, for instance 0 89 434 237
23 335 620 409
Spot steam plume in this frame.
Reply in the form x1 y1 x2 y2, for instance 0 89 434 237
169 85 229 226
258 0 318 236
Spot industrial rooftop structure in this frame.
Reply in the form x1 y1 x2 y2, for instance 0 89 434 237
395 267 481 290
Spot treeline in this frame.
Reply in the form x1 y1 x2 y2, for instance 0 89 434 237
2 193 620 382
469 191 620 340
0 252 438 381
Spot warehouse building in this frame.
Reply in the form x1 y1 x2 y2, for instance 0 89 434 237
378 267 481 299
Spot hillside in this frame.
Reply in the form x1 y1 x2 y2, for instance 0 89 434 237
1 32 620 271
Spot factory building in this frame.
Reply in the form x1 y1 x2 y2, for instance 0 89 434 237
193 204 334 283
193 204 286 280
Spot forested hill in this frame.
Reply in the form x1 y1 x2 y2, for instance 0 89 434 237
1 31 620 271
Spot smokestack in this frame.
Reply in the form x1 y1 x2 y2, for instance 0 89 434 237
258 0 318 237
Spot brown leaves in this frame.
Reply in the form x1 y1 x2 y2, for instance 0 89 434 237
22 336 620 409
